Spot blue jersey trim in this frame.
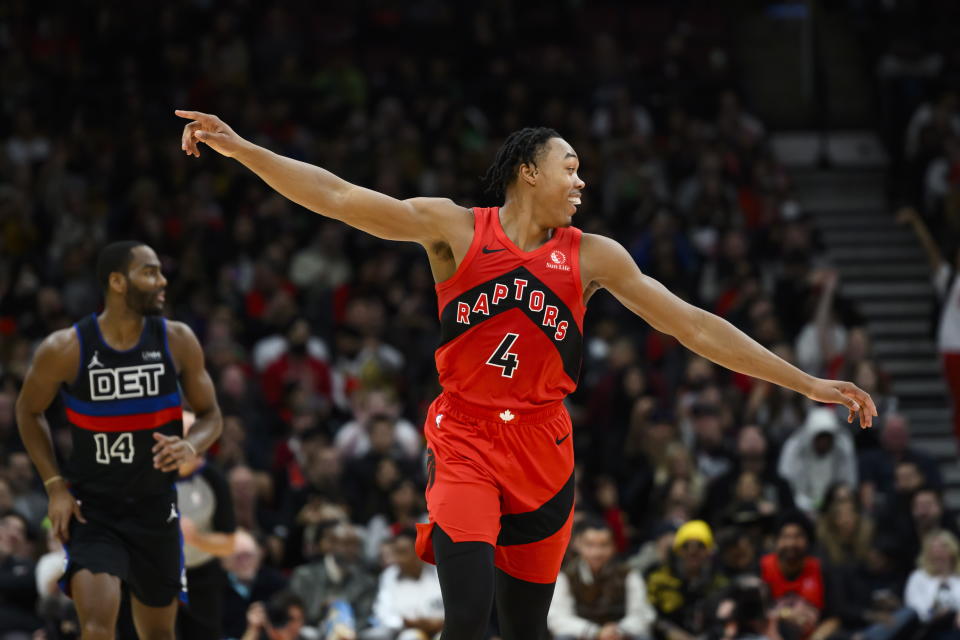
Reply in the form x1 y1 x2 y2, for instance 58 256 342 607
161 318 174 365
178 516 189 605
72 323 84 386
91 313 149 354
61 390 181 416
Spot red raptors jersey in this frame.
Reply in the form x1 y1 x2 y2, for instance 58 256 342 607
435 207 586 410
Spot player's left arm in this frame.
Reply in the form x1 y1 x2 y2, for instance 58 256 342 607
153 321 223 471
581 233 877 427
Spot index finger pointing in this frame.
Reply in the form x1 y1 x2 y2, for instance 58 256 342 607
174 110 208 120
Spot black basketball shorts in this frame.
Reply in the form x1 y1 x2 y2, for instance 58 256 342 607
60 490 186 607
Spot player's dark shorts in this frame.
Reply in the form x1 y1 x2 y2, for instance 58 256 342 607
61 489 186 607
415 392 575 584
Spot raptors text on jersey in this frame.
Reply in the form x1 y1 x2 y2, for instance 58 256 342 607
434 208 585 411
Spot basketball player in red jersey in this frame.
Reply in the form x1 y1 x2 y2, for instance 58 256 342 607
176 111 877 640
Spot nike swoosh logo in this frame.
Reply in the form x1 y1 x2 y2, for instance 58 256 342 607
555 432 571 445
482 246 507 253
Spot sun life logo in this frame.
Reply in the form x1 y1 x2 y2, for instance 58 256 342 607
546 250 570 271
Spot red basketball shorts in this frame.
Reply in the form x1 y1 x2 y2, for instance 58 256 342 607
414 392 575 584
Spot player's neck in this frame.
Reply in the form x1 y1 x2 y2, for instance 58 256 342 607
499 196 553 252
98 305 145 350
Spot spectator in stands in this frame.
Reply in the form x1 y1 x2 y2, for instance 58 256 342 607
892 488 960 581
363 479 428 565
289 522 377 631
859 412 943 513
905 530 960 636
335 389 423 462
778 407 858 513
795 269 847 377
709 576 775 640
364 528 443 640
655 442 707 518
702 425 794 526
0 478 12 519
815 484 874 569
223 531 289 640
689 402 734 481
0 511 40 636
715 527 760 581
5 452 45 528
549 519 655 640
242 591 321 640
760 511 840 640
647 520 728 640
261 317 333 421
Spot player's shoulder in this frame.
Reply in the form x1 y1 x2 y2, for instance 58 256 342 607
163 319 201 354
579 232 631 266
579 233 639 286
580 232 620 250
162 318 194 337
39 327 80 355
30 328 80 378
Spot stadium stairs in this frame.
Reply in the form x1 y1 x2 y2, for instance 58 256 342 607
774 130 957 509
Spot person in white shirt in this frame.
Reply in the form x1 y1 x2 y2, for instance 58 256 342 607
548 519 655 640
363 529 443 640
905 529 960 637
777 407 858 513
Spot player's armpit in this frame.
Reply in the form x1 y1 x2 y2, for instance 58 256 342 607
580 233 703 343
166 321 222 451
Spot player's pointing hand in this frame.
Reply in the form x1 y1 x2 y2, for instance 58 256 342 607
805 378 878 428
175 110 246 159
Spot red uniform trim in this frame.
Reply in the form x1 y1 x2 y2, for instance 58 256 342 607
66 406 183 432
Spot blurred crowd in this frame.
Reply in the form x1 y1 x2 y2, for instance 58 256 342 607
843 0 960 444
0 2 958 640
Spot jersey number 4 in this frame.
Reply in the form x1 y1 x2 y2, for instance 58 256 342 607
94 432 135 464
486 333 520 378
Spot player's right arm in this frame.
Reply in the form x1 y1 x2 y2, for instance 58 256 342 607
15 329 86 542
175 110 471 245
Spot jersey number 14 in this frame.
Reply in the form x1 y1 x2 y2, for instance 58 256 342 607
93 432 135 464
486 333 520 378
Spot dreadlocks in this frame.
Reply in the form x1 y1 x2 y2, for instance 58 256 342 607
481 127 560 199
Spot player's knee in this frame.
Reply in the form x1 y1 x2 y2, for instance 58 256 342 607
137 631 175 640
80 620 115 640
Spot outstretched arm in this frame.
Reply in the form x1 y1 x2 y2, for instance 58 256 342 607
175 110 469 244
581 234 877 427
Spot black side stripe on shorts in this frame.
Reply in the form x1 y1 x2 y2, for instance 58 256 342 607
496 471 574 546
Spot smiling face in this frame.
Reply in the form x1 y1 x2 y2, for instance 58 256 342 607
518 137 586 227
111 245 167 315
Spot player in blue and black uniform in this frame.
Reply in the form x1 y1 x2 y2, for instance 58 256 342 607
15 241 223 640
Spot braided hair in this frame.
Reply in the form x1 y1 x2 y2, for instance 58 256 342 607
482 127 560 199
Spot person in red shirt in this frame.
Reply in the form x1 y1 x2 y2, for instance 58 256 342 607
761 511 839 640
177 111 877 640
